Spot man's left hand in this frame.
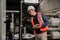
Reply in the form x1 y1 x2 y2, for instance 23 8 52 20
33 24 41 29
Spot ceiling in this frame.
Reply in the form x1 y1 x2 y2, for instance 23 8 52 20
6 0 40 10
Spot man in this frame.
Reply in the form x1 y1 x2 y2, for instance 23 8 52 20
27 5 49 40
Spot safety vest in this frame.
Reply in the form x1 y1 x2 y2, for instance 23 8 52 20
31 12 48 34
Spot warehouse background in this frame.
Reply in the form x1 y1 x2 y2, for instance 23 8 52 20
0 0 60 40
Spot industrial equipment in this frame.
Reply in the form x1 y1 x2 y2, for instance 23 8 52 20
6 0 60 40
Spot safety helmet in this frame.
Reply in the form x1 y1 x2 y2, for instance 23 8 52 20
27 6 35 12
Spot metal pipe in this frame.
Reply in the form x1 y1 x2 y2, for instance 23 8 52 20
5 10 20 13
19 0 23 40
24 27 26 34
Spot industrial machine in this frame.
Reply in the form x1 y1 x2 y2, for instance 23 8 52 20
6 0 40 40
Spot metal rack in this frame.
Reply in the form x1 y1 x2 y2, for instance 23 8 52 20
5 10 20 40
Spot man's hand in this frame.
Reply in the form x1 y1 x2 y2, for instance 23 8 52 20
33 24 41 29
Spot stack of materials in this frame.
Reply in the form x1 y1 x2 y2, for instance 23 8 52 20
50 17 60 26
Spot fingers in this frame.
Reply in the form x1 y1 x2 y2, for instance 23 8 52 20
33 25 41 29
33 25 37 29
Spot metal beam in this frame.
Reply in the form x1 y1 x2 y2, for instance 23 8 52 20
48 27 60 31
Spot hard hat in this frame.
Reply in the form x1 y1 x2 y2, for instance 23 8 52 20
27 6 35 12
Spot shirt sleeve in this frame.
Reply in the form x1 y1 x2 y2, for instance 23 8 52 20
41 12 49 27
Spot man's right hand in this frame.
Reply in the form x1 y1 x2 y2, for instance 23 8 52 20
33 25 37 29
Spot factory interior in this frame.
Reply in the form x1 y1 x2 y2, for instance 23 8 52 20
0 0 60 40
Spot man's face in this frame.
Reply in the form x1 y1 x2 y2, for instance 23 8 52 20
28 9 35 15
